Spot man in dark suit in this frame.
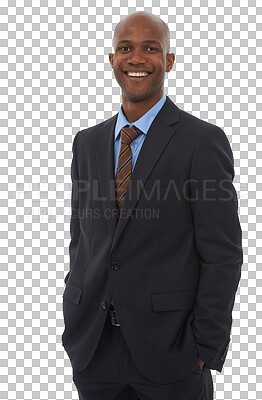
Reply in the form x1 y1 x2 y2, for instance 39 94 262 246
62 11 243 400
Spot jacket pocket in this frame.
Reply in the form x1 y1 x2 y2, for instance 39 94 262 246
151 289 196 312
62 282 83 305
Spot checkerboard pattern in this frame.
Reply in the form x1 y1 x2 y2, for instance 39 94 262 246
0 1 259 399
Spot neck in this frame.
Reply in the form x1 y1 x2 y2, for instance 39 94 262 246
121 92 164 123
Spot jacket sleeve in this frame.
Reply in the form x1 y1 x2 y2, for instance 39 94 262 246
65 131 81 284
189 126 243 372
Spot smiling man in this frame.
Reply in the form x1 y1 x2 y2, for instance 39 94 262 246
62 11 243 400
109 12 174 122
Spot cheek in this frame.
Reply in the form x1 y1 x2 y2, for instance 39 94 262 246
113 56 124 68
115 65 124 75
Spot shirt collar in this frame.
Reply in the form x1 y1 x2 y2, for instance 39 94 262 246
114 94 166 142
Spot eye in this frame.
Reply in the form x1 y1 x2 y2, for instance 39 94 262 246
118 46 158 52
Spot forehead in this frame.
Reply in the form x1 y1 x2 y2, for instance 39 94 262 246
115 17 165 45
116 39 163 48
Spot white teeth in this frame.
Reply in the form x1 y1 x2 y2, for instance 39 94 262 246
127 72 149 77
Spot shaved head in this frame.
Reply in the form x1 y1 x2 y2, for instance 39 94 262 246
108 10 175 117
113 11 170 54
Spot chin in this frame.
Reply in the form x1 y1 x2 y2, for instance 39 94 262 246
124 90 152 103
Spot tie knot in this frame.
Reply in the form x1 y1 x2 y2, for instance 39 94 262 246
120 125 143 145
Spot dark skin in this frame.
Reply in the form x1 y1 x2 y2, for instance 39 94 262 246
109 12 205 370
109 13 175 123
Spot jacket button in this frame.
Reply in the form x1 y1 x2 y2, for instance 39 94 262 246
112 262 120 270
101 301 107 309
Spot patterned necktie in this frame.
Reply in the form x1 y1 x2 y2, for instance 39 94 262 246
115 125 143 215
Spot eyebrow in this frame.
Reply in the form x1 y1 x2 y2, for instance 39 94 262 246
117 40 161 46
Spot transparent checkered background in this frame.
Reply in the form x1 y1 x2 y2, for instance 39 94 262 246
0 0 260 399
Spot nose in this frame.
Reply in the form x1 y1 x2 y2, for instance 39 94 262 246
127 48 147 64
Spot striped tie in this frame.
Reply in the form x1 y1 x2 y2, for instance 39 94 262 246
115 125 143 215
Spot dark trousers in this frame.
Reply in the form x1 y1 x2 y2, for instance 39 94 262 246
72 308 214 400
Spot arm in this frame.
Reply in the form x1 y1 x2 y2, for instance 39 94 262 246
189 126 243 372
65 131 81 284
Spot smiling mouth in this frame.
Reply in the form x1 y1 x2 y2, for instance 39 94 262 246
123 71 152 81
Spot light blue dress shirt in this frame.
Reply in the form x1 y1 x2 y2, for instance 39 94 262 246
114 94 167 177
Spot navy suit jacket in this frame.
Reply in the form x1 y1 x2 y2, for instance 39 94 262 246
62 95 243 384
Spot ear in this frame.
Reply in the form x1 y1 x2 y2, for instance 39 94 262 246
108 53 114 68
166 53 175 72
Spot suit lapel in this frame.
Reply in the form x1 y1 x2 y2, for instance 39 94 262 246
95 95 180 254
95 113 119 240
